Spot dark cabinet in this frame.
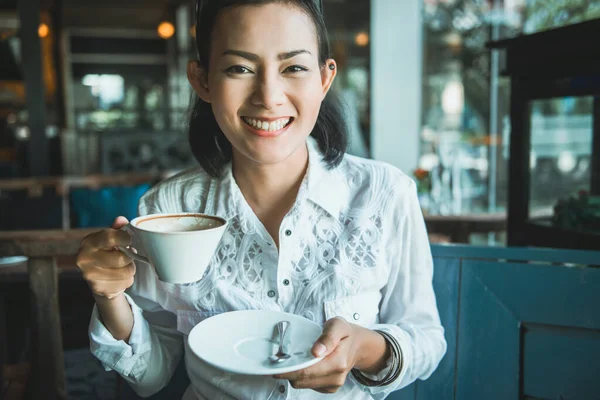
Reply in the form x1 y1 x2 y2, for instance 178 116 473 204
489 20 600 250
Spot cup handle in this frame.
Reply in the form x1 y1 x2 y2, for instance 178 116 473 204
116 224 151 265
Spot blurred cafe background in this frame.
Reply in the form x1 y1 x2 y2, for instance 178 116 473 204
1 0 600 399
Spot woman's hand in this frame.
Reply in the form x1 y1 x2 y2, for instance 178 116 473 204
76 216 136 300
273 317 389 394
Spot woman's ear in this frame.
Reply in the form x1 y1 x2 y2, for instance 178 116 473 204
187 60 211 103
320 59 337 99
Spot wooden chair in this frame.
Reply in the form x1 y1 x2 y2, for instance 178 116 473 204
2 364 30 400
0 229 96 400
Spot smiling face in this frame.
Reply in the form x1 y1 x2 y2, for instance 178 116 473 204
188 2 336 168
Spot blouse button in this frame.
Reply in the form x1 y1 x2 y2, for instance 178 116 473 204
285 229 292 236
278 385 286 393
283 279 290 286
353 313 361 321
267 290 276 298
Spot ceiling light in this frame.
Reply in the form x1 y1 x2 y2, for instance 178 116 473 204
157 21 175 39
38 23 49 38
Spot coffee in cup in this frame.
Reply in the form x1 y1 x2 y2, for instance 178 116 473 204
117 213 227 284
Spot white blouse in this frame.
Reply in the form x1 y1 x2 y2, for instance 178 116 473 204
89 138 446 400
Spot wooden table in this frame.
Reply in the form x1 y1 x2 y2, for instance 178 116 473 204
424 213 507 243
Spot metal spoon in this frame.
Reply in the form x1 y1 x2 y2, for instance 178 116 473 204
268 320 292 363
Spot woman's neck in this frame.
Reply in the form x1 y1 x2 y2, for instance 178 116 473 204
232 144 308 213
231 144 309 245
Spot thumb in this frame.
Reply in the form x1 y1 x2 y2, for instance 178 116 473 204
111 216 130 230
312 317 349 358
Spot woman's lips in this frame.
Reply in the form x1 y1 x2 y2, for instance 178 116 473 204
241 117 294 137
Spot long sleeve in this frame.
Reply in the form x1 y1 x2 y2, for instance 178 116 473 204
357 179 447 398
89 291 183 397
88 185 185 398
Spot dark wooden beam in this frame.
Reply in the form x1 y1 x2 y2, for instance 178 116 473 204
18 0 48 177
51 0 65 129
487 19 600 79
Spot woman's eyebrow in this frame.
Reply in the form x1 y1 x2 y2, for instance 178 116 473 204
221 49 312 61
277 49 311 60
222 49 260 62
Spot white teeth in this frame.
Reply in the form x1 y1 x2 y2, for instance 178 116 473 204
243 117 291 131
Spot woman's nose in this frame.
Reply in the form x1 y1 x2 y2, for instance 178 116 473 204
251 72 286 109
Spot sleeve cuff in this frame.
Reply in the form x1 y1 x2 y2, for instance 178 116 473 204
359 347 394 381
351 323 412 396
88 293 152 377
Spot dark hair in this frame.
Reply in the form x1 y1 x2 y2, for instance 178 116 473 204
189 0 348 177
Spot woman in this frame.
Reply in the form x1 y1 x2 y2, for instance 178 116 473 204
77 0 446 398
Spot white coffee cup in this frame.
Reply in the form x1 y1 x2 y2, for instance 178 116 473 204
117 212 227 284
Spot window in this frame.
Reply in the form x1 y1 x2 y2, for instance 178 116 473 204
419 0 600 216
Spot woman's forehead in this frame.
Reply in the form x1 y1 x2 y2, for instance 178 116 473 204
211 3 319 55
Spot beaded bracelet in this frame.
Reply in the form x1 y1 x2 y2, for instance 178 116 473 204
350 330 403 387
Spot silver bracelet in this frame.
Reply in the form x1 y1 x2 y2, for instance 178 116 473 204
351 330 403 387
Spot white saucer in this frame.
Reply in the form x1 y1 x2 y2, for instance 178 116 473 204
187 310 324 375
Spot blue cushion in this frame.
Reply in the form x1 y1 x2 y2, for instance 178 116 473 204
70 184 151 228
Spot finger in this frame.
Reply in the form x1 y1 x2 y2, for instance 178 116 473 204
82 262 136 281
289 372 348 391
274 358 335 381
289 375 346 391
275 339 350 381
78 247 132 270
312 317 350 358
112 216 130 230
94 248 134 269
313 386 344 394
84 228 131 250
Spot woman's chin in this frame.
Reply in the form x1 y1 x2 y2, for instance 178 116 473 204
246 152 296 167
234 143 303 168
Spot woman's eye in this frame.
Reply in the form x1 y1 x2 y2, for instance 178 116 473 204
225 66 252 74
284 65 308 73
